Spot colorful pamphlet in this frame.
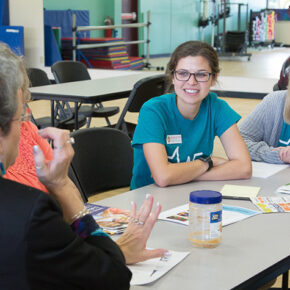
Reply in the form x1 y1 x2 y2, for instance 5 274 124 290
250 196 290 213
85 203 130 235
158 204 261 226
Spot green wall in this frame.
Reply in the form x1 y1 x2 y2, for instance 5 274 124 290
139 0 200 56
139 0 268 56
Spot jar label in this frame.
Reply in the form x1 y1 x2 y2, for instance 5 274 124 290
210 210 222 223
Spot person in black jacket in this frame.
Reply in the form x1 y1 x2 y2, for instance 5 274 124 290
0 43 166 289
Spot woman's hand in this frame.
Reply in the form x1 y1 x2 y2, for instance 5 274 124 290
116 194 167 264
273 146 290 163
33 127 74 192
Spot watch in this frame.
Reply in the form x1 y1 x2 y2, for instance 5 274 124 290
198 156 213 171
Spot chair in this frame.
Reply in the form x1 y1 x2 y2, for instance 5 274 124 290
27 68 87 130
70 127 133 197
51 61 120 127
112 74 167 139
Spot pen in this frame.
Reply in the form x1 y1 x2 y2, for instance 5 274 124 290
222 196 250 201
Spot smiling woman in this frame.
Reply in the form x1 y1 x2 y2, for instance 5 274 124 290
130 41 252 190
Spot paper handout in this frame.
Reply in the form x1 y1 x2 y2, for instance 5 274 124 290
251 196 290 213
86 203 130 235
128 250 190 285
252 161 288 178
158 204 260 226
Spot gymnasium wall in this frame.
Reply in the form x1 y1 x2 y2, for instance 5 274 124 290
42 0 269 57
139 0 268 56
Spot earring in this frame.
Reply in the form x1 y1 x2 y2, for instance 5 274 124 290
0 161 5 175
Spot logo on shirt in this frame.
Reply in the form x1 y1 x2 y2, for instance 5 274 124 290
167 146 203 163
166 135 182 144
279 138 290 146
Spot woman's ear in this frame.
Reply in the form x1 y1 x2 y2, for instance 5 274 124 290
211 74 218 87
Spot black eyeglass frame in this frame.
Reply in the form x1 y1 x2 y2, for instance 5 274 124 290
173 70 214 82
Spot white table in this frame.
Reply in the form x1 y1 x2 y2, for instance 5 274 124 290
40 66 155 81
30 70 162 129
97 167 290 290
212 76 278 99
41 66 277 99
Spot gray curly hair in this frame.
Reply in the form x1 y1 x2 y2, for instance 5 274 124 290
0 43 30 135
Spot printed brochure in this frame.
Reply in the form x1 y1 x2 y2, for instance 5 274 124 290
85 203 130 235
250 196 290 213
158 204 261 226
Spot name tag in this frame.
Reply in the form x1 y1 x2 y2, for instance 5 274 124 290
166 134 182 144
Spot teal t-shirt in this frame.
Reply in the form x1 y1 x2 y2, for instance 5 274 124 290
131 92 241 189
278 121 290 146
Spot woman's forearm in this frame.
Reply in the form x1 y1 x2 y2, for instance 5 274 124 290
153 159 209 187
196 158 252 181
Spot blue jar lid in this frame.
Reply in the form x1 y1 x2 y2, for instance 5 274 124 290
190 190 222 204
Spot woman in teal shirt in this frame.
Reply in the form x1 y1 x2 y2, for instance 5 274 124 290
131 41 252 190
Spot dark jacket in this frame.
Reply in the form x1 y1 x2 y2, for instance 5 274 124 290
0 177 131 290
278 56 290 90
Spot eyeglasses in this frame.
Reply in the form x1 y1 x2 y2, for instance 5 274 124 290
174 70 213 82
12 106 31 122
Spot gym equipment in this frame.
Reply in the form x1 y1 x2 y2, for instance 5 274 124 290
215 1 252 60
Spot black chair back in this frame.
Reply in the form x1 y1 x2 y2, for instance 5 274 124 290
114 74 167 138
27 68 51 86
51 61 91 83
70 128 133 197
26 67 87 130
128 74 167 113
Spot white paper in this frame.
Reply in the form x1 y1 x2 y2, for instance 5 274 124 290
158 204 261 226
276 183 290 195
252 161 288 178
251 196 290 213
128 250 190 285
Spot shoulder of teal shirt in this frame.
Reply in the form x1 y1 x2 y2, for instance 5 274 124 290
207 91 219 102
143 92 176 108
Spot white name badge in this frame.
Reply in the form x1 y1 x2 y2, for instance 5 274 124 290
166 134 182 144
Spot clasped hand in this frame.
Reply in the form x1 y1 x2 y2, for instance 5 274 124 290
33 127 74 191
273 146 290 163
